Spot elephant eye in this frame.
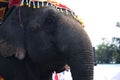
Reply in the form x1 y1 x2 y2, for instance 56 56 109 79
43 15 57 33
45 16 55 25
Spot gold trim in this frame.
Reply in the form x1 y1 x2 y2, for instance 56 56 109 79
20 0 85 28
0 0 8 3
0 7 6 21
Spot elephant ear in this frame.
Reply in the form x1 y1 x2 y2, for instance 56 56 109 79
0 6 26 60
0 39 26 60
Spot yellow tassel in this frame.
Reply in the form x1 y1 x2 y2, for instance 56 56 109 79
57 8 59 11
37 2 40 8
50 3 53 6
55 6 58 9
75 16 85 28
75 15 78 19
20 0 24 6
33 2 36 8
26 0 28 5
28 4 30 7
74 15 79 22
79 18 85 25
46 2 49 7
28 1 31 7
71 12 75 17
66 10 68 15
54 6 56 9
28 4 31 7
60 8 63 13
26 2 28 5
42 1 44 7
20 4 24 6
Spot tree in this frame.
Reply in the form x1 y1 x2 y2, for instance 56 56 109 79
96 43 106 64
116 22 120 27
105 43 117 63
112 37 120 63
113 22 120 63
96 22 120 64
96 40 118 64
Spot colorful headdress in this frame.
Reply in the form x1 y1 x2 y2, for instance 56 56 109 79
0 0 8 3
0 0 9 22
9 0 85 27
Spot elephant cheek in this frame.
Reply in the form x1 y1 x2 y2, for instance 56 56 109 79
0 40 14 57
15 48 26 60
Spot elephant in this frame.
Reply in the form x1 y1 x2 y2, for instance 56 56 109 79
0 55 28 80
0 0 94 80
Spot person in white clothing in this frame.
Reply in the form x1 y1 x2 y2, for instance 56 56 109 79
53 64 73 80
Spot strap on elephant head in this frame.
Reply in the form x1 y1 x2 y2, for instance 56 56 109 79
0 0 9 23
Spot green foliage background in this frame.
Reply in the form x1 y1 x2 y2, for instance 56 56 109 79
95 22 120 64
96 37 120 64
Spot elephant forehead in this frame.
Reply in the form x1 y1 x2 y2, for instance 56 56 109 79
8 0 84 27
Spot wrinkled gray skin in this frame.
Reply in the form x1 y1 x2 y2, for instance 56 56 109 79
0 5 93 80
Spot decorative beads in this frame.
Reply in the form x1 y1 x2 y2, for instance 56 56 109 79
19 0 84 27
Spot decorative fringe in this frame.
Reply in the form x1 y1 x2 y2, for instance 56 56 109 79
46 2 49 7
79 18 85 28
33 2 36 8
20 0 50 8
57 8 59 11
37 2 40 8
28 0 31 7
65 9 68 15
19 0 84 27
20 0 24 6
60 8 63 13
26 0 28 5
42 1 44 7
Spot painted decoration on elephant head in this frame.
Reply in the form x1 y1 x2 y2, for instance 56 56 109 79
0 7 6 22
8 0 21 7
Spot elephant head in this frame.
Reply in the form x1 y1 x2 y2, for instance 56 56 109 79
0 0 94 80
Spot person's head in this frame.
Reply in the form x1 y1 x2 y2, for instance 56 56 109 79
64 64 70 71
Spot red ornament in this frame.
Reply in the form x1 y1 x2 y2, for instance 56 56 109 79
9 0 21 8
55 73 58 80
